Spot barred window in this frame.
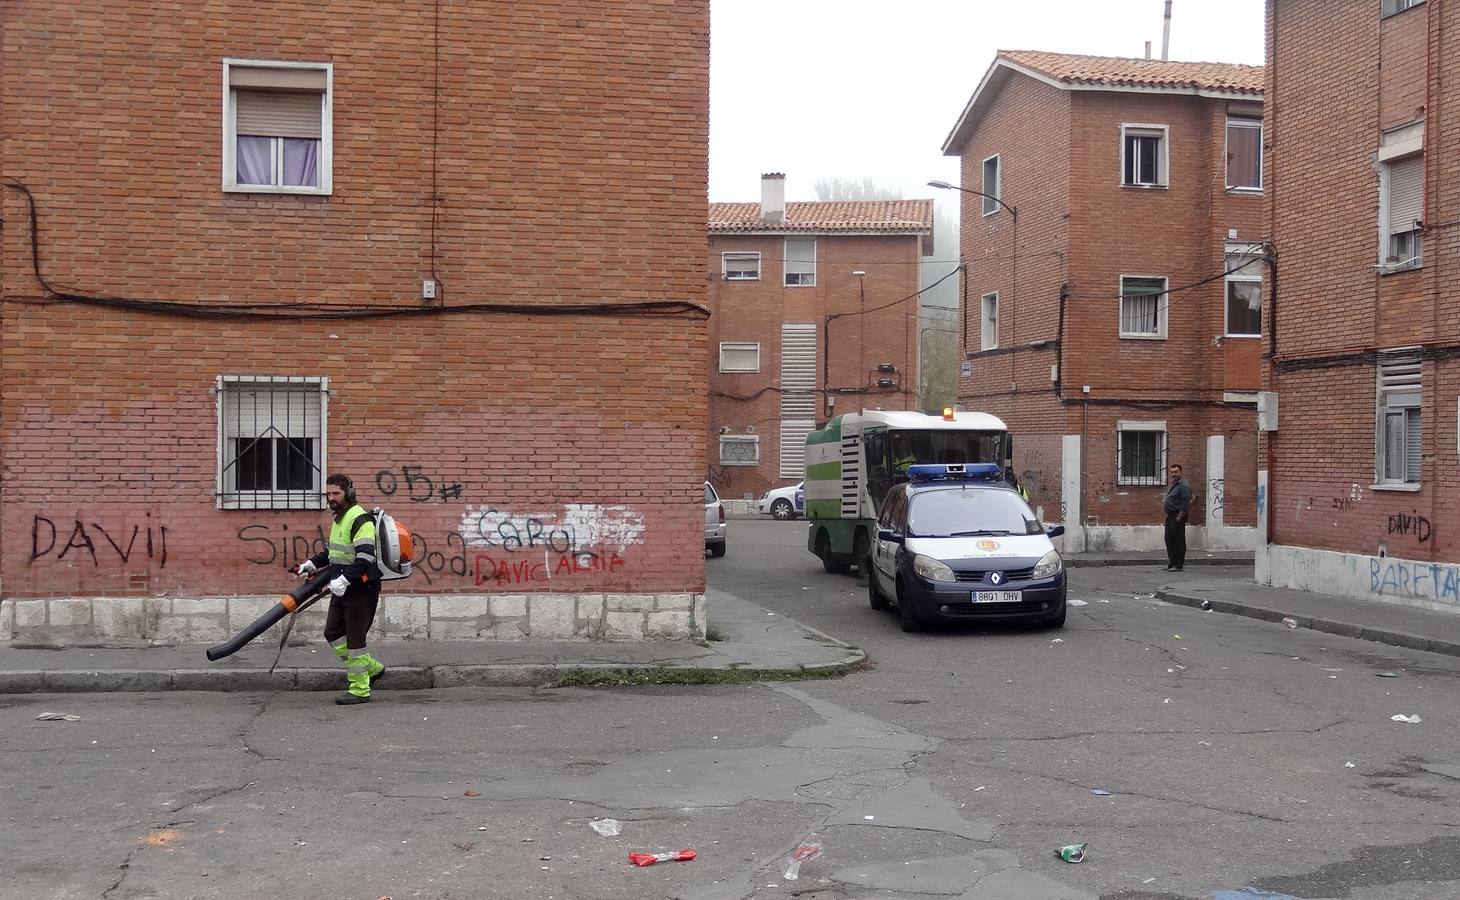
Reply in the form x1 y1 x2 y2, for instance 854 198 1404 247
1117 421 1167 486
217 375 328 509
719 434 760 466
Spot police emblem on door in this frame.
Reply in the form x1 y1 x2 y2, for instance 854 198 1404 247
989 572 1003 586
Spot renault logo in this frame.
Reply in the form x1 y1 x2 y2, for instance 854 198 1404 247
989 572 1003 586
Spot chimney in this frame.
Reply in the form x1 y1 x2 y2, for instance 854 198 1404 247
1161 0 1172 60
760 172 785 225
1144 40 1152 59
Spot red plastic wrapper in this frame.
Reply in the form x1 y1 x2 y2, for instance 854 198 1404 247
628 849 697 867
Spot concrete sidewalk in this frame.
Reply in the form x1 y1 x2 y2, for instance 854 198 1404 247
1157 571 1460 658
1066 549 1253 567
0 589 863 694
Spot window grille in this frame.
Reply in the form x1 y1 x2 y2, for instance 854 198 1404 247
216 375 327 509
719 435 760 466
1117 426 1166 486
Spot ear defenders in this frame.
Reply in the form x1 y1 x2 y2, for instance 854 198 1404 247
341 475 356 505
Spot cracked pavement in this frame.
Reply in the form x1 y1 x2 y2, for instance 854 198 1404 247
4 521 1460 898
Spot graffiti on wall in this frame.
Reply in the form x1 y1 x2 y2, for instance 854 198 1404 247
1386 510 1433 543
458 504 644 586
374 465 464 502
1370 558 1460 604
1207 478 1225 516
30 514 168 568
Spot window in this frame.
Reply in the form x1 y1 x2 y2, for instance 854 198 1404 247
719 434 760 466
719 341 760 373
1224 246 1263 337
980 292 999 350
1226 120 1262 190
223 60 332 194
1377 355 1421 486
1117 421 1167 486
217 375 328 509
1121 125 1168 187
1381 154 1424 270
1119 276 1167 338
1382 0 1425 16
981 155 1001 216
721 252 761 281
785 238 816 286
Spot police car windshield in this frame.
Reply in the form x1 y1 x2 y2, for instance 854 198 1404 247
907 488 1041 538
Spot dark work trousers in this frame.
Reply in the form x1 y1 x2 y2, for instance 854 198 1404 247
324 582 382 650
1164 512 1187 570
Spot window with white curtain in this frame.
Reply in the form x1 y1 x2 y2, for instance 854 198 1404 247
980 292 999 350
1224 247 1263 337
217 375 328 509
223 60 332 194
1119 275 1167 338
1376 355 1421 486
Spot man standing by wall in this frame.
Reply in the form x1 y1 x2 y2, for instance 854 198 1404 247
1163 464 1193 572
296 474 386 705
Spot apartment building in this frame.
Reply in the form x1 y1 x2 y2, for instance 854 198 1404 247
942 50 1265 552
0 1 711 643
1259 0 1460 608
707 174 933 501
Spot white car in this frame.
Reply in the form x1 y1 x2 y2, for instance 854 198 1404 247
704 481 727 557
757 481 805 520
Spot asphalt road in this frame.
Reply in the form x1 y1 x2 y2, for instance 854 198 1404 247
3 519 1459 899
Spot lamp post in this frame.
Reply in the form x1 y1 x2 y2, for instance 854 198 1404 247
928 180 1018 355
854 270 866 414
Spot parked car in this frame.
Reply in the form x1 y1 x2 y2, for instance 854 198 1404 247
866 463 1066 633
757 481 805 520
704 481 727 557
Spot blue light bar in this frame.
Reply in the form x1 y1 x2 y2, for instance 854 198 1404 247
906 463 1004 482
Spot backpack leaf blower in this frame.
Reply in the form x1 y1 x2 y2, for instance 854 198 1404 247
206 569 334 661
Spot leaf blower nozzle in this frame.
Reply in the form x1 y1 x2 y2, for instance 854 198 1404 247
205 569 334 661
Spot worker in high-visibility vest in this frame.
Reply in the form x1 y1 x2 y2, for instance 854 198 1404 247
296 473 387 705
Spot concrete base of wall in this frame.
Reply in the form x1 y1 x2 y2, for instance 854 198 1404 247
1258 543 1460 614
0 592 708 646
1058 525 1256 555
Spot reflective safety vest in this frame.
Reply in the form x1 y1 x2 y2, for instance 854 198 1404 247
328 504 378 569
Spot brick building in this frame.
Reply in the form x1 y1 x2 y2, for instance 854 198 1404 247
706 175 933 502
0 1 711 643
1258 0 1460 609
941 51 1266 553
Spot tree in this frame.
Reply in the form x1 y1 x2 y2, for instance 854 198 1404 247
812 177 902 201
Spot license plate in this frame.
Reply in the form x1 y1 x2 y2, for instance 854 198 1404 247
973 591 1022 604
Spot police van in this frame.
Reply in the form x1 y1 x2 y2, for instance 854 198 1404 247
866 463 1067 633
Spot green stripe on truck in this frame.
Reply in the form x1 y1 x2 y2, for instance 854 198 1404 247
806 417 842 445
806 499 842 518
805 461 841 480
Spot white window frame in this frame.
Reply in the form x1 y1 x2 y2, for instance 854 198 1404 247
222 59 333 195
718 434 760 467
1375 354 1422 489
1224 244 1263 338
1118 274 1168 340
718 341 761 373
721 251 761 281
1378 148 1424 273
784 238 816 287
1120 124 1169 188
1383 0 1425 17
215 374 329 510
981 154 1002 217
1116 420 1168 487
1225 119 1263 192
980 292 999 350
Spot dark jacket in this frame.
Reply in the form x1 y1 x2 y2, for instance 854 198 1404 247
1163 477 1193 516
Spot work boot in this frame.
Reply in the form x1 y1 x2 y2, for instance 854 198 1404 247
335 692 370 705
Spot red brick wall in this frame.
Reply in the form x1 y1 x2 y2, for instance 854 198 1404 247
957 70 1261 527
1 0 711 598
1264 0 1459 563
706 231 923 500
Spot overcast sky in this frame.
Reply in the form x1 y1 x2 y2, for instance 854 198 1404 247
708 0 1266 206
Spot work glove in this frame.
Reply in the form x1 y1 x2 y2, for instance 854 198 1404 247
328 574 349 597
296 560 317 578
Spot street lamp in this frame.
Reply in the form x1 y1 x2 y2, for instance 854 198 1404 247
928 179 1018 355
853 271 866 414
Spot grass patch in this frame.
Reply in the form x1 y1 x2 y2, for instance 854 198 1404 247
546 658 869 688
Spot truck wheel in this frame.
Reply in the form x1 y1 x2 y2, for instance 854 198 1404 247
770 499 795 520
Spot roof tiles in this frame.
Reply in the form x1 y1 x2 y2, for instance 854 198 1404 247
998 49 1264 95
708 200 933 234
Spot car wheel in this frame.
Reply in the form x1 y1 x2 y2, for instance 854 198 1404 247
770 499 794 520
708 540 727 558
896 580 923 633
867 556 888 610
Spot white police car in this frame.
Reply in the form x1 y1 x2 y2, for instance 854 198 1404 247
757 481 805 520
866 463 1067 632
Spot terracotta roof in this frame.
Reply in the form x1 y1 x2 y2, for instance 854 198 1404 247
998 50 1264 95
943 50 1263 154
708 200 933 235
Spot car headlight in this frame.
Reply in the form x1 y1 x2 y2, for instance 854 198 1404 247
912 554 955 582
1032 550 1063 580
